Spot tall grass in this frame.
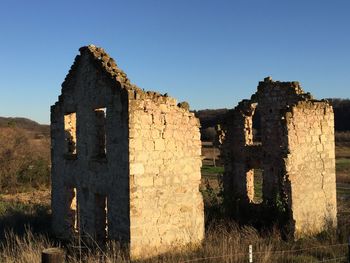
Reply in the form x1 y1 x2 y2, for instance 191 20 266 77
0 229 54 263
0 188 349 262
0 220 348 263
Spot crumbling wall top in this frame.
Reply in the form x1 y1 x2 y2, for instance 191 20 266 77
59 44 190 111
255 76 315 103
232 77 329 115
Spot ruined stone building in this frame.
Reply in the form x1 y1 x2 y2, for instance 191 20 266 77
223 77 337 237
51 45 204 258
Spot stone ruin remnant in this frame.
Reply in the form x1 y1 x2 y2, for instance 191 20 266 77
51 45 204 259
222 77 337 237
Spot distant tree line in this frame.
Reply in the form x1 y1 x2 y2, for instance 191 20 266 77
195 98 350 141
327 99 350 131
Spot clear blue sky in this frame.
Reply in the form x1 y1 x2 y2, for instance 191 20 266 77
0 0 349 124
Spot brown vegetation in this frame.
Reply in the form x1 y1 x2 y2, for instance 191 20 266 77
0 117 49 136
0 126 50 192
0 211 349 262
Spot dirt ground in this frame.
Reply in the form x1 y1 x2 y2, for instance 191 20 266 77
0 189 50 206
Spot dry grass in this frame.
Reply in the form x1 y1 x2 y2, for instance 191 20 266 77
0 221 349 263
0 230 54 263
0 190 50 206
1 189 350 262
335 132 350 181
0 135 349 262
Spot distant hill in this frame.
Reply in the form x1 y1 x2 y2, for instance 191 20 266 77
0 117 49 136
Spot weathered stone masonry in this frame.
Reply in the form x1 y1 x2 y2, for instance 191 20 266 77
51 45 204 259
223 77 337 237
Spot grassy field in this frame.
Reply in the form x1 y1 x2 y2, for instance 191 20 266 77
0 196 349 262
201 165 224 175
0 199 349 263
0 143 349 262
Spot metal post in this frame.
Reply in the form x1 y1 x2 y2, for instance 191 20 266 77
249 244 253 263
348 237 350 263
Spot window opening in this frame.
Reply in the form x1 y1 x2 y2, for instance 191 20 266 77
252 108 262 145
94 108 106 158
69 187 79 233
253 168 263 203
64 112 77 156
246 168 263 204
95 194 107 241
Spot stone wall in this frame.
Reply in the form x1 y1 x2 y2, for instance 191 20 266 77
284 101 337 237
51 45 204 259
128 91 204 258
222 101 259 209
51 47 130 243
223 77 337 237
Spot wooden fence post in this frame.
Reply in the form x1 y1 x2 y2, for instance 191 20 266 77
42 247 65 263
212 145 216 167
